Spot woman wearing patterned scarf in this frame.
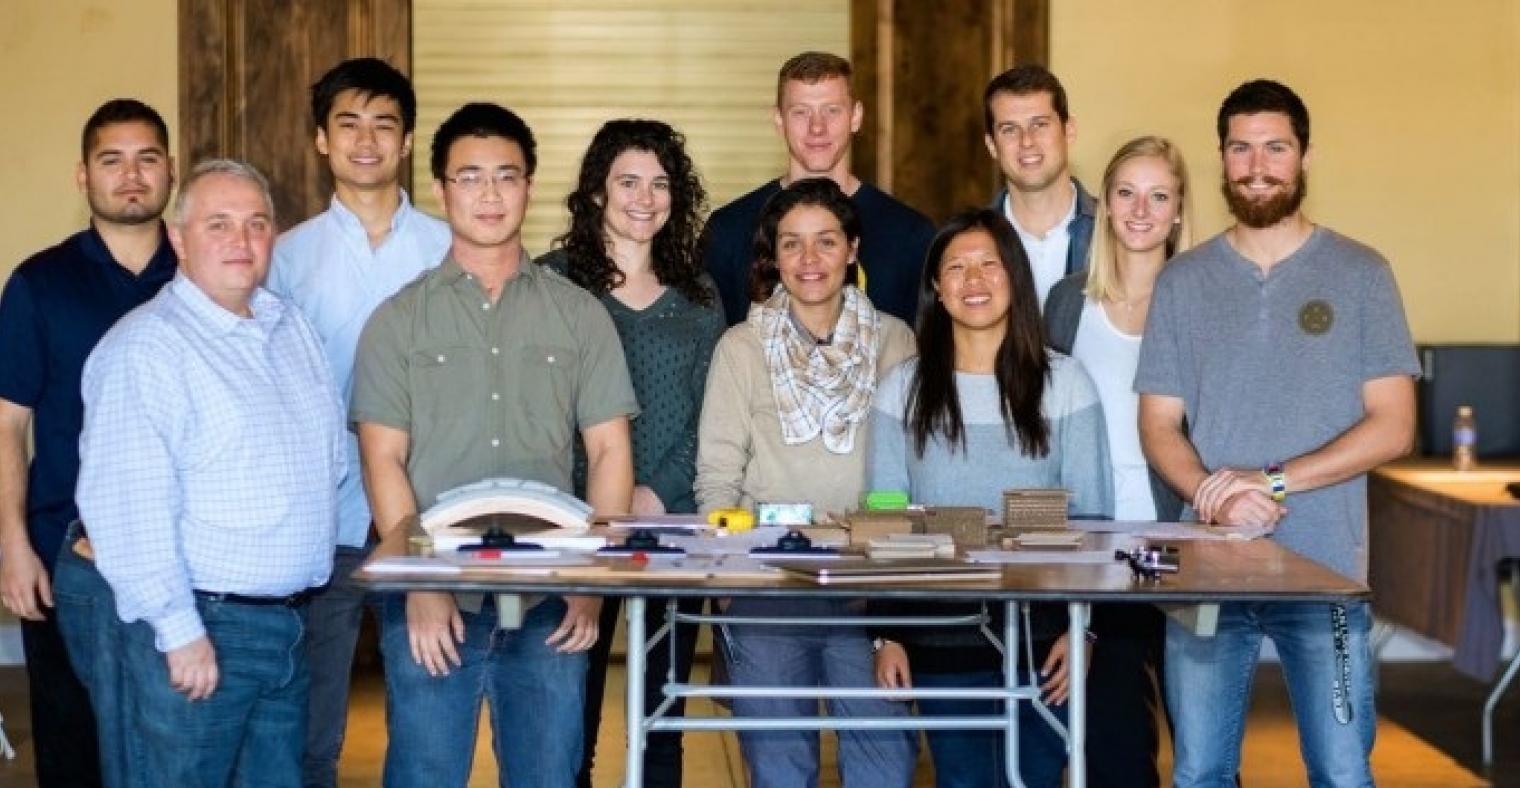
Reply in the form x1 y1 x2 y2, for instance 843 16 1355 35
695 177 918 788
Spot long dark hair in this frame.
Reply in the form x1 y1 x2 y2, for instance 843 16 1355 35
907 208 1050 457
747 177 861 302
555 119 711 305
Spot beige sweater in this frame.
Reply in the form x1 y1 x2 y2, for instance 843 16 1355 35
694 313 916 518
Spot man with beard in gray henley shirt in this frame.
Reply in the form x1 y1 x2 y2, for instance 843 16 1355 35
1135 79 1419 787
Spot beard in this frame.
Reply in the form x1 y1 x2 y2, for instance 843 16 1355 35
87 188 169 227
1222 170 1307 228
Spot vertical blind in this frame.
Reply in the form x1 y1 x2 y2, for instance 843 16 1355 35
412 0 849 255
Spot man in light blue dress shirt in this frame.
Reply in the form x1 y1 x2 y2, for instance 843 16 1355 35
267 57 449 788
76 159 346 786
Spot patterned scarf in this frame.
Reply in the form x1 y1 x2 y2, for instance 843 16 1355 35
751 285 882 454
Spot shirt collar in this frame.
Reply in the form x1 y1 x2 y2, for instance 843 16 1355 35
326 189 417 239
1004 186 1078 242
433 249 538 290
169 273 285 339
81 221 179 279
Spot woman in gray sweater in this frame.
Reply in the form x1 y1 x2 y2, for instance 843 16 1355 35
868 208 1112 788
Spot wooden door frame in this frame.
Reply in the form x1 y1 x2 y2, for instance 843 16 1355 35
177 0 1046 229
178 0 412 229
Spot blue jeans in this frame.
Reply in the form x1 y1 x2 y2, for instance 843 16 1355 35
304 542 380 788
53 528 136 788
915 669 1067 788
122 596 310 787
722 599 917 788
1166 601 1376 788
381 594 587 788
579 595 702 788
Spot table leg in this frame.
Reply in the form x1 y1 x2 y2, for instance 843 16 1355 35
1484 570 1520 768
624 595 647 788
1004 600 1026 788
1068 601 1088 788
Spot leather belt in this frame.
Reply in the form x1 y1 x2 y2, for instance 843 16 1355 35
193 589 314 608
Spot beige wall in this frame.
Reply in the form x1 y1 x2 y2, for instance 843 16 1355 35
2 1 1517 344
0 0 179 281
1051 0 1520 343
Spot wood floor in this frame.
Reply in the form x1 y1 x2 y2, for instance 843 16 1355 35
0 658 1512 787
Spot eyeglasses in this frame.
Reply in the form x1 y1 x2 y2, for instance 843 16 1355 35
442 169 522 193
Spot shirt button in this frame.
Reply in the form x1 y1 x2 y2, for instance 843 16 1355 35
436 354 447 363
546 355 556 364
491 393 500 401
481 302 490 310
491 438 501 447
490 347 500 355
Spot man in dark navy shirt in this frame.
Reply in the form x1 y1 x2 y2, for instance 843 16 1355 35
702 51 935 326
0 99 177 788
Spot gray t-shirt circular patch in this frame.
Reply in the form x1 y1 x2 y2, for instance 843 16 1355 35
1299 299 1334 335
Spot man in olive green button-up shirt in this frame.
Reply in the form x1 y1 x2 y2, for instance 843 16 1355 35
351 103 636 787
353 252 637 509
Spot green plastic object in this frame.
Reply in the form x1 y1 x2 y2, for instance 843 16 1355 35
863 490 910 511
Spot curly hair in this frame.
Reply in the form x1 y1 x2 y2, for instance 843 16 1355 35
553 119 710 305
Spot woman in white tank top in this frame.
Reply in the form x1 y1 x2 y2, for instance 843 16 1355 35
1040 136 1196 788
1045 136 1196 522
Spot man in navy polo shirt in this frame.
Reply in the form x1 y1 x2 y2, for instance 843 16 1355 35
0 99 177 787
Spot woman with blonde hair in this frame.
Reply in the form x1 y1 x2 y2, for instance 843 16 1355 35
1044 134 1194 787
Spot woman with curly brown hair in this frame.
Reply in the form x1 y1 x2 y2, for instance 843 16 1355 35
538 118 725 788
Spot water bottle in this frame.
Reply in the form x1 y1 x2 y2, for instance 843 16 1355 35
1453 405 1478 471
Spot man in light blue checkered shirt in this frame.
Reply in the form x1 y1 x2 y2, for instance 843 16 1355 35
76 159 346 787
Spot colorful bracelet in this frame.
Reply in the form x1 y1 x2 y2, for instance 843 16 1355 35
1263 463 1287 502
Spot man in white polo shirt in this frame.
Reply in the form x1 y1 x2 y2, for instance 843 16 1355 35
982 64 1095 309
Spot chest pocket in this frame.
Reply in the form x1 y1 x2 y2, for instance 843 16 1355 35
410 346 487 428
516 343 576 445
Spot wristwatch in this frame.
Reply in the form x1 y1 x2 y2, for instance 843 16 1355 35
1263 462 1287 502
871 637 895 653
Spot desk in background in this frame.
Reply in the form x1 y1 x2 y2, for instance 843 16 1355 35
1369 460 1520 679
1369 459 1520 766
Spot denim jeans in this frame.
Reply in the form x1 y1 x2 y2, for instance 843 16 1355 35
21 539 102 788
121 595 310 787
722 598 917 788
381 594 587 788
915 669 1067 788
1166 601 1376 788
303 542 380 788
53 527 133 788
578 595 702 788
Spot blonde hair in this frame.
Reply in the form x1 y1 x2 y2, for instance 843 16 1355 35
1084 136 1193 302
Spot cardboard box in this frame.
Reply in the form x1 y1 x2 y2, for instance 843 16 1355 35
841 512 916 546
921 506 992 547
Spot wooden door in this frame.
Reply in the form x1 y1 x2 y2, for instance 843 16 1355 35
179 0 412 230
851 0 1048 225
